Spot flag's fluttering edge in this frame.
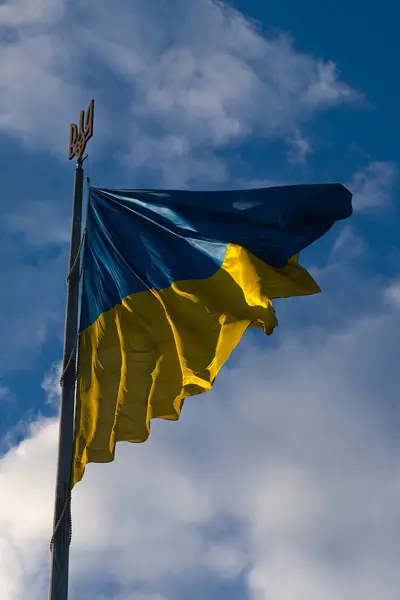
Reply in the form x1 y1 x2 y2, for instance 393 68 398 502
72 184 352 486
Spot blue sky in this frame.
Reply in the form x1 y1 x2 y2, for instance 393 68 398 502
1 1 400 599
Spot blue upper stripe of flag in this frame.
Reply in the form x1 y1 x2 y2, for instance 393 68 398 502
80 184 352 330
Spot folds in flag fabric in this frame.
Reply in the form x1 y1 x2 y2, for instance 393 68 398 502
72 184 352 486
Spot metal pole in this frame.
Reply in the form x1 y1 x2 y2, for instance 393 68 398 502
48 157 84 600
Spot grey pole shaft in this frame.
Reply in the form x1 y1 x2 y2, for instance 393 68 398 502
48 159 84 600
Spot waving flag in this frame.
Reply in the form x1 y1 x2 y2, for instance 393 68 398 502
72 184 352 486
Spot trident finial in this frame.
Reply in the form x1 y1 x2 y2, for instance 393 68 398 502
69 99 94 161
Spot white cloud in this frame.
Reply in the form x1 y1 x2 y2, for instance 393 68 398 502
0 0 361 182
285 129 313 164
3 201 70 247
89 2 360 183
0 0 66 27
349 161 398 212
0 383 13 406
1 299 400 600
41 362 62 406
0 419 57 599
102 595 168 600
112 596 168 600
0 29 87 153
383 280 400 308
0 383 11 397
301 60 357 107
330 226 367 260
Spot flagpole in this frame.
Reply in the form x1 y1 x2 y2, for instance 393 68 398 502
48 100 94 600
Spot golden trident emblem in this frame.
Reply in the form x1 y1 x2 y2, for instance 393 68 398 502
69 99 94 161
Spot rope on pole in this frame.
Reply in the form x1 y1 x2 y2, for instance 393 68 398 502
49 495 72 551
66 229 86 284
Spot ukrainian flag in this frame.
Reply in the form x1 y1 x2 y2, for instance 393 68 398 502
72 184 352 486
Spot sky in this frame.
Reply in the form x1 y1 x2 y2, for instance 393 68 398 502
0 0 400 599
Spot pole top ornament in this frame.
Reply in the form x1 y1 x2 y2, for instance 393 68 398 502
69 99 94 161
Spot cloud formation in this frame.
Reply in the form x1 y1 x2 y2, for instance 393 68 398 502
0 0 360 182
0 383 13 402
41 362 62 407
349 161 398 212
1 288 400 600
